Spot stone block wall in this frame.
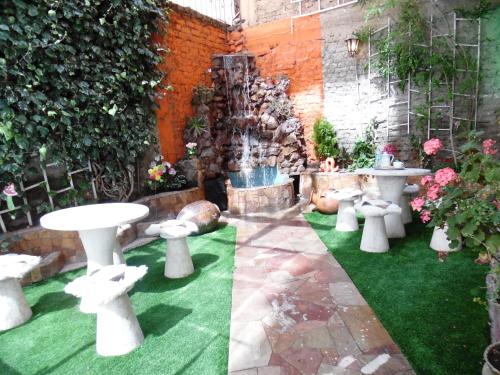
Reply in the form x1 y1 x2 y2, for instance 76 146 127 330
155 4 230 164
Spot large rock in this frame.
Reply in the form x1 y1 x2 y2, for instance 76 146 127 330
176 200 220 235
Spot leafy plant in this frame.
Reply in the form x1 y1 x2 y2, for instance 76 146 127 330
146 155 187 193
348 119 377 171
186 117 208 138
0 0 168 202
312 118 339 160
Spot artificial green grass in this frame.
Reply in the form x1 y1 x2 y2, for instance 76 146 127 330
305 212 489 375
0 224 236 375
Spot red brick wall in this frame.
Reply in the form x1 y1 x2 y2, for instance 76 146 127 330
232 15 324 162
156 5 230 163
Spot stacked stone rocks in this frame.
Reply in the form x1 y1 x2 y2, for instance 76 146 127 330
185 53 307 178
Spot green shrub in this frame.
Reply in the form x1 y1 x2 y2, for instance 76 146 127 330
0 0 167 200
312 118 339 159
348 120 376 171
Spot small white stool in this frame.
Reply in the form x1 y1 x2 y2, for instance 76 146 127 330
0 254 41 331
329 188 363 232
400 184 420 224
65 265 147 356
146 220 197 279
430 225 462 252
355 200 401 253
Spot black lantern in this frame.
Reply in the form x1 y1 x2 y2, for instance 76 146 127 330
345 37 360 57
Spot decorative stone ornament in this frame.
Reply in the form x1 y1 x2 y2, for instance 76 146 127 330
400 184 420 224
0 254 42 331
355 200 401 253
430 225 462 252
64 265 147 356
176 200 220 234
329 188 363 232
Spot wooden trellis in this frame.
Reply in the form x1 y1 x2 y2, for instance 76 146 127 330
0 158 97 233
368 12 481 141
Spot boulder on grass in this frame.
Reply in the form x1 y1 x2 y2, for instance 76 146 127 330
176 200 220 234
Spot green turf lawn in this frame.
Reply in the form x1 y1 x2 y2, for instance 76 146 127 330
0 224 236 375
305 211 489 375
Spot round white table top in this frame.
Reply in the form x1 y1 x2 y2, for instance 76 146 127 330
40 203 149 231
355 168 431 177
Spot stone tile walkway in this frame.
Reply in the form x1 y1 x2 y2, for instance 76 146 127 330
227 215 415 375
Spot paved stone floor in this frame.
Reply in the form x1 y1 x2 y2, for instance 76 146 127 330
227 215 415 375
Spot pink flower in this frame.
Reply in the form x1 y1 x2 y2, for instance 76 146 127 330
423 138 443 156
434 167 457 187
421 175 433 186
2 183 17 197
483 139 498 155
426 184 441 201
410 197 425 212
420 210 431 223
168 168 176 176
383 144 397 155
494 200 500 210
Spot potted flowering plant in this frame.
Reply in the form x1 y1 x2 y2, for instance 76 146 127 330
411 136 499 254
186 142 197 159
147 156 187 193
2 183 18 219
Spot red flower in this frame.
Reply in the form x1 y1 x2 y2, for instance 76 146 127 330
427 184 441 201
423 138 443 156
421 175 433 186
434 167 457 187
420 210 431 223
411 197 425 212
483 139 498 155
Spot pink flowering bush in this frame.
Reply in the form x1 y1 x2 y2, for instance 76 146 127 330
411 133 500 255
423 138 443 156
383 144 397 155
146 155 187 193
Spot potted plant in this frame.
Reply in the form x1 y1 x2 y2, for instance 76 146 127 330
146 155 187 194
483 341 500 375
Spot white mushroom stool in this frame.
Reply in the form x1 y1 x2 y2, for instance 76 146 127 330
146 220 197 279
329 188 363 232
400 184 420 224
355 200 401 253
65 264 147 356
0 254 41 331
430 225 462 252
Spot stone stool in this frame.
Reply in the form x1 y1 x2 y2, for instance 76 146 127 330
146 220 197 279
0 254 41 331
65 264 147 356
400 184 420 224
329 188 363 232
355 200 401 253
430 225 462 252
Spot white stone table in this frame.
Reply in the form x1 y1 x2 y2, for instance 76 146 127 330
40 203 149 274
355 168 431 238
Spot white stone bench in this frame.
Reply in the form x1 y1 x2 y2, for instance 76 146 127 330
146 220 197 279
329 188 363 232
356 200 401 253
0 254 41 331
400 184 420 224
64 264 147 356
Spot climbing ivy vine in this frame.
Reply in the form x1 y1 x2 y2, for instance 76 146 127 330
0 0 168 201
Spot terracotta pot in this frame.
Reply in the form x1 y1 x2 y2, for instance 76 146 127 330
483 342 500 375
312 191 339 214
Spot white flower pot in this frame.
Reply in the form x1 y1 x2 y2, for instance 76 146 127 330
430 225 462 252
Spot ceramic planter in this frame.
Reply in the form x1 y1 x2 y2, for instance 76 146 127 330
429 225 462 252
483 342 500 375
312 191 339 214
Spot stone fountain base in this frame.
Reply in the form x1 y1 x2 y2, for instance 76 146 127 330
226 179 295 215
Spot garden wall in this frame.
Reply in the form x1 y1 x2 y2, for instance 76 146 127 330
229 15 324 162
156 4 230 163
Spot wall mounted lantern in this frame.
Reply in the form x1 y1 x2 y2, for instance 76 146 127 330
345 37 360 57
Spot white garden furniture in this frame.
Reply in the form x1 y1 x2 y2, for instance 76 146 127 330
40 203 149 275
146 220 197 278
400 184 420 224
328 188 363 232
430 225 462 252
64 264 147 356
0 254 41 331
355 200 401 253
355 168 431 238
